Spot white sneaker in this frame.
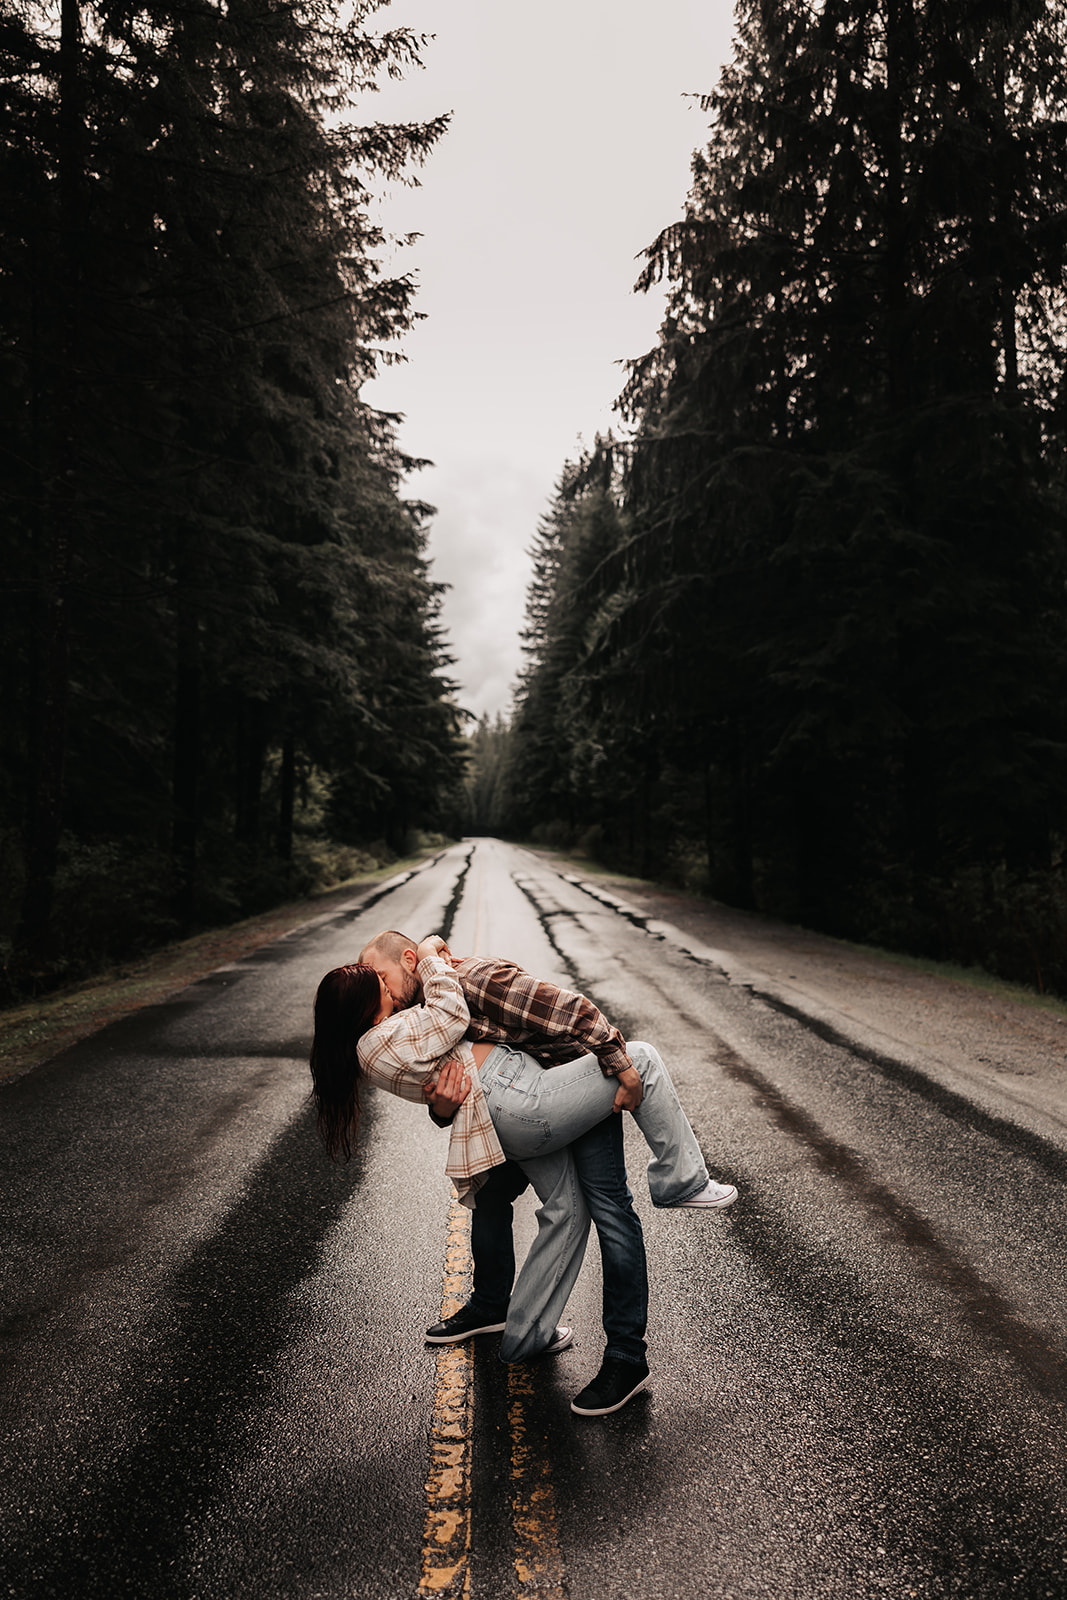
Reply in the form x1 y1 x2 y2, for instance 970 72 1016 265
543 1325 574 1354
671 1179 738 1209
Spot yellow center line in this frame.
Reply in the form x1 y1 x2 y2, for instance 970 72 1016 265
419 1056 568 1597
420 1202 475 1598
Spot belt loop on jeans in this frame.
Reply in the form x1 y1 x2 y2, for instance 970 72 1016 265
477 1043 504 1089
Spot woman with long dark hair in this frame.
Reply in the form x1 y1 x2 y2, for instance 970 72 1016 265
310 936 736 1360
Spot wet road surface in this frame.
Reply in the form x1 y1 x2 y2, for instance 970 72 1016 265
1 837 1065 1599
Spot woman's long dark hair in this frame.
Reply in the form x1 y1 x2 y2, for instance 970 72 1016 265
310 963 382 1161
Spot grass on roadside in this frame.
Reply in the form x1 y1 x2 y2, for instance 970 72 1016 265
0 855 427 1084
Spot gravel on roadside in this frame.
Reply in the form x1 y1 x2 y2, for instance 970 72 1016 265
0 864 411 1084
532 849 1067 1110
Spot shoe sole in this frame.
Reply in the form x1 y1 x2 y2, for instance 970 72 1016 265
571 1373 651 1416
425 1321 506 1344
674 1185 738 1209
542 1327 574 1355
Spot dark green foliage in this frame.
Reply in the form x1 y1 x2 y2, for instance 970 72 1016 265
0 0 464 993
460 715 514 836
506 0 1067 994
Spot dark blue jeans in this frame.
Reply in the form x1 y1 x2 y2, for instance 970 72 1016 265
468 1113 648 1365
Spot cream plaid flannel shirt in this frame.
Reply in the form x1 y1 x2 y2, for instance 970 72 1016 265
356 955 506 1205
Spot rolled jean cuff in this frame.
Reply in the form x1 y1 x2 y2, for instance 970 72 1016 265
605 1345 648 1366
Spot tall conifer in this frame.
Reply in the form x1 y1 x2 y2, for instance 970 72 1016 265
511 0 1067 981
0 0 460 979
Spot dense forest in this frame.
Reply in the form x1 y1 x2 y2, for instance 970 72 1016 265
0 0 467 995
6 0 1067 1003
498 0 1067 995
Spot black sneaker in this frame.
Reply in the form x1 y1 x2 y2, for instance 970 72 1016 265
425 1303 508 1344
570 1357 651 1416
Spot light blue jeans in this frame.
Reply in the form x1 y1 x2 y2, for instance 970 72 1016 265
482 1041 709 1361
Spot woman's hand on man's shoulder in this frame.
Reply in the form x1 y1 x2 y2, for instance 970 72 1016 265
417 934 459 966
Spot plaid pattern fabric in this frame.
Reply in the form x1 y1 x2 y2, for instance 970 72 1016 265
456 956 632 1078
357 957 506 1205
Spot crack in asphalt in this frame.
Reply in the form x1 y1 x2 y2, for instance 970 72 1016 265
439 844 475 945
746 989 1067 1186
326 852 451 928
505 875 639 1040
509 875 598 1001
561 871 1067 1185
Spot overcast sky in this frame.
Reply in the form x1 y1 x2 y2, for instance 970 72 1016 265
364 0 736 722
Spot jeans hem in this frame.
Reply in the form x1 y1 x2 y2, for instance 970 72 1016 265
650 1178 709 1208
466 1296 510 1319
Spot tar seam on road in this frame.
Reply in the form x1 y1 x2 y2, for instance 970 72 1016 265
439 845 475 946
509 873 588 993
715 1039 1067 1399
420 1202 474 1598
560 864 1067 1183
750 987 1067 1183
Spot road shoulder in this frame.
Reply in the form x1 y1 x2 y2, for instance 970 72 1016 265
0 855 438 1084
531 849 1067 1138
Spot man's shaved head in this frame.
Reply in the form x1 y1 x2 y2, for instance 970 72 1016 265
359 930 421 1008
359 929 416 965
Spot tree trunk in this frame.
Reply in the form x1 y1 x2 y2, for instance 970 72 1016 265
993 44 1019 404
13 0 83 978
277 733 295 861
15 533 72 973
792 775 829 930
171 588 201 933
884 0 914 415
234 701 266 846
726 721 756 910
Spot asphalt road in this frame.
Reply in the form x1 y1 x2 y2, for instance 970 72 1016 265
2 838 1065 1600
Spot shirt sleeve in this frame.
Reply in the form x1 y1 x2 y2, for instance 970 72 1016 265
357 955 506 1203
358 956 470 1098
457 956 633 1078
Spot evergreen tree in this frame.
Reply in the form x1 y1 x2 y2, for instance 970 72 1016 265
0 0 461 984
508 463 646 853
461 714 513 836
511 0 1067 985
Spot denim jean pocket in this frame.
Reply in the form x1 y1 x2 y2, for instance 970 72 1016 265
484 1093 552 1159
488 1047 528 1087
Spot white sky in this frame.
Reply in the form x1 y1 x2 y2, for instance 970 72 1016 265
364 0 737 721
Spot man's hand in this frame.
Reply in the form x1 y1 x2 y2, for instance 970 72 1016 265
612 1065 643 1113
418 934 458 966
424 1058 471 1120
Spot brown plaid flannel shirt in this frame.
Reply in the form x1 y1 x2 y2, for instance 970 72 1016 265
359 954 634 1207
455 956 632 1077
